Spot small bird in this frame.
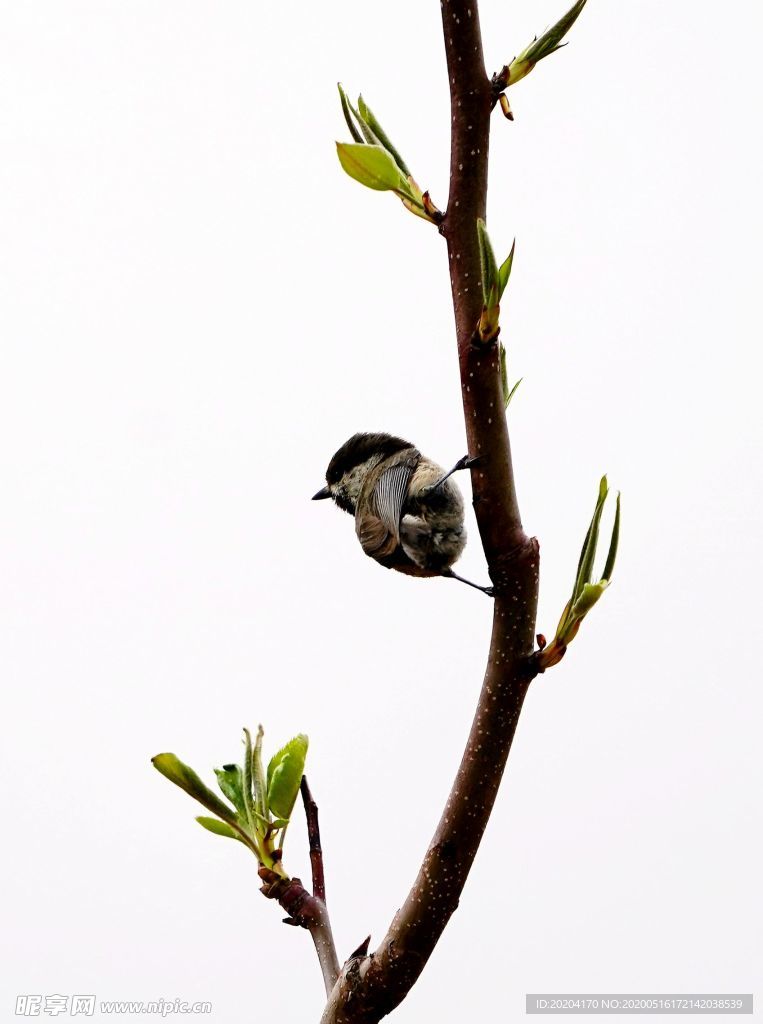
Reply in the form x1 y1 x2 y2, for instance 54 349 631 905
312 432 492 595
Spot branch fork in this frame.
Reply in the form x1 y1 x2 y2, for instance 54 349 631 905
260 776 339 996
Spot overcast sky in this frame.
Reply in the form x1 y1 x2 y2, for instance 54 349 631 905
1 1 760 1021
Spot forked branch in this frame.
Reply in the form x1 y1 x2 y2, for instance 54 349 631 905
260 776 339 996
155 2 610 1019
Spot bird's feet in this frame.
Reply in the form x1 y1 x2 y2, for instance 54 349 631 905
442 568 494 597
429 454 483 493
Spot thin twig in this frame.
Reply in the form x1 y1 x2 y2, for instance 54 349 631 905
301 775 326 904
308 914 341 999
259 870 340 998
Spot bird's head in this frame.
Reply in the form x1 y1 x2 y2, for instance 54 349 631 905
312 432 413 514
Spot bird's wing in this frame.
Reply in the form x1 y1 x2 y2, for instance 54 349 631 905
356 512 398 561
355 462 413 561
374 463 413 537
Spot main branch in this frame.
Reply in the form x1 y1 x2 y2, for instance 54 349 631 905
320 2 540 1021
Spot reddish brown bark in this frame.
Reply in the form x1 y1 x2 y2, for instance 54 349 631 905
259 779 340 996
319 2 540 1021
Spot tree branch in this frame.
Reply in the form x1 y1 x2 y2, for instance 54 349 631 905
320 2 540 1020
260 778 340 997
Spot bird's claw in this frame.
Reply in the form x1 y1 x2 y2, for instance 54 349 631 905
429 454 482 493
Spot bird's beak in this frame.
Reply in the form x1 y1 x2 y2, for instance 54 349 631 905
312 486 331 501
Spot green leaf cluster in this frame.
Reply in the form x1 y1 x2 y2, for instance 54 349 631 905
504 0 587 87
152 726 308 877
541 477 621 667
336 85 438 223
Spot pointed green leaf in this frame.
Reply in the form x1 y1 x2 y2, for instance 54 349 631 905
337 83 363 143
477 219 499 305
267 734 309 822
499 344 522 408
357 95 410 176
508 0 587 86
242 728 257 832
252 725 268 824
602 492 621 582
550 478 620 655
498 239 516 299
346 97 381 147
336 143 406 192
196 816 244 841
152 753 238 826
505 377 523 409
214 764 246 815
573 476 608 601
524 0 587 63
266 733 309 790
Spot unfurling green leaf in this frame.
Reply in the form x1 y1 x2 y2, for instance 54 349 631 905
151 753 238 825
505 376 523 409
153 725 307 876
499 342 508 403
602 492 621 583
337 84 363 143
214 764 246 815
242 727 257 832
358 96 410 176
335 87 436 223
571 580 609 619
196 816 244 841
498 240 516 298
336 142 406 192
504 0 588 87
252 724 268 823
477 218 499 306
539 476 621 670
573 475 609 602
498 343 522 410
476 219 503 342
267 734 309 821
523 0 587 63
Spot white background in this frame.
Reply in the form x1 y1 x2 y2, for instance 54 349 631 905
1 1 761 1021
